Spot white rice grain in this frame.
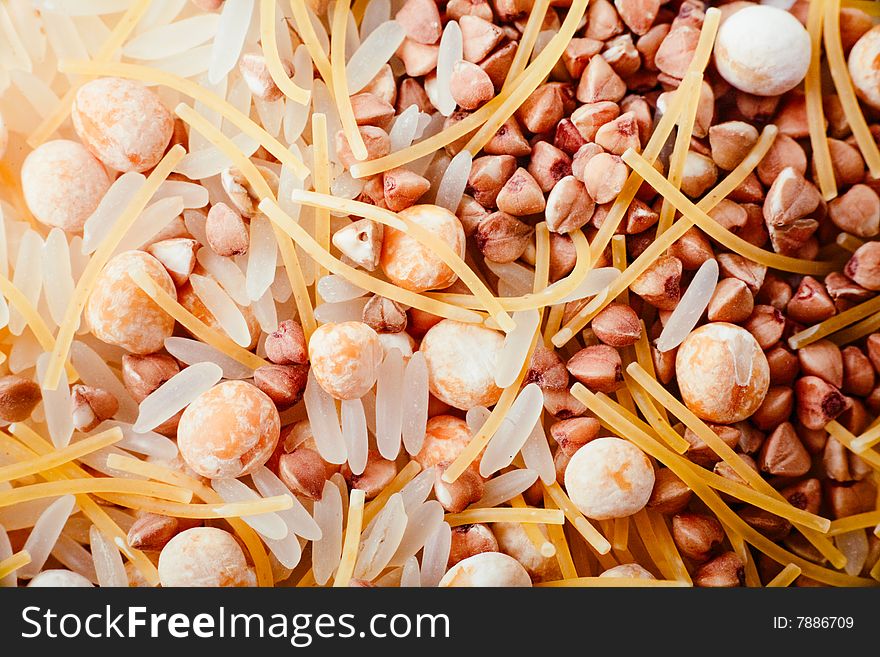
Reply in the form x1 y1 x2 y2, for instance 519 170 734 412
316 274 367 303
190 273 252 347
494 309 540 388
82 172 145 254
252 287 279 334
341 398 369 476
346 20 405 94
837 529 869 577
115 196 184 254
9 230 42 336
154 180 210 209
36 352 74 449
41 228 74 327
479 383 544 477
434 150 471 212
89 524 127 588
313 297 370 324
98 421 179 460
419 521 451 588
555 267 620 303
521 417 556 485
360 0 390 40
354 492 407 581
70 341 138 422
209 0 255 84
196 247 250 306
246 215 278 301
175 134 259 180
471 469 539 508
401 351 429 456
164 336 254 380
399 555 420 587
132 362 222 433
212 478 289 541
399 466 435 513
434 21 462 116
656 258 719 353
252 466 322 541
20 495 76 579
10 71 60 119
51 534 98 584
389 103 421 152
312 479 343 585
123 14 221 61
303 370 347 464
152 43 214 79
389 500 443 567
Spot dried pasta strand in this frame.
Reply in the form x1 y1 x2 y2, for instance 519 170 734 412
444 507 564 527
805 0 837 200
59 59 310 179
632 509 676 580
259 0 310 104
8 426 160 585
542 482 612 555
0 550 31 580
104 454 274 586
632 323 669 422
103 492 293 519
260 198 483 323
0 477 193 507
0 426 122 483
292 190 515 331
657 73 704 236
826 422 880 471
726 528 761 587
510 494 556 557
501 0 551 91
623 149 843 275
789 294 880 349
851 425 880 453
766 563 802 588
330 1 368 161
573 387 875 587
463 0 590 155
829 311 880 346
649 510 691 584
828 511 880 536
536 576 689 587
27 0 153 148
173 102 317 337
43 145 186 391
312 113 332 296
612 517 629 552
626 378 689 454
351 0 370 21
289 0 333 85
825 0 880 176
844 0 880 14
128 268 268 371
543 489 578 579
552 124 779 347
334 489 365 587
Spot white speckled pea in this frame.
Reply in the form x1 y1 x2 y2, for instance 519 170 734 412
438 551 532 587
85 250 176 354
420 320 504 410
849 25 880 111
600 563 656 580
308 321 383 400
27 569 94 587
713 5 810 96
72 77 174 173
177 380 280 479
21 139 112 233
564 437 655 520
158 527 256 587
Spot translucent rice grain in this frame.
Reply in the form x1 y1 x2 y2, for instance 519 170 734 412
252 466 322 541
212 478 289 541
20 495 75 579
123 14 221 61
175 133 259 180
7 0 45 64
41 228 74 327
435 21 462 116
154 180 210 209
346 20 406 94
72 15 111 58
400 555 421 587
304 370 348 464
389 500 444 567
837 530 869 577
495 309 540 388
99 421 179 460
316 275 367 303
197 247 250 306
312 82 341 151
9 333 40 374
36 352 74 449
9 230 42 336
399 466 435 513
245 215 278 301
42 11 88 64
330 171 364 200
0 296 8 331
70 341 139 422
157 51 210 78
466 405 491 434
472 469 539 508
480 383 544 478
434 150 471 212
115 196 185 254
656 258 719 353
138 0 189 32
313 297 370 324
361 0 390 39
255 94 285 137
190 273 252 347
389 104 421 152
0 500 54 533
312 479 343 585
271 265 293 303
89 525 127 588
354 492 407 581
252 288 279 334
521 419 556 485
133 362 222 433
359 388 378 437
341 398 369 476
209 0 255 84
484 259 535 297
0 525 14 587
265 529 302 569
82 172 145 254
51 534 98 584
345 9 360 61
375 348 404 460
419 521 451 588
283 46 314 144
555 267 620 303
10 71 59 119
33 0 135 15
401 351 429 456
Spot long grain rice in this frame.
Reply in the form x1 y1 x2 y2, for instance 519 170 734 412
99 421 179 460
123 14 221 61
399 555 420 587
837 529 869 576
89 524 127 587
70 341 139 422
434 21 462 117
51 534 99 584
389 500 443 567
154 180 210 208
521 418 555 485
313 296 369 324
132 362 222 433
399 466 435 513
360 0 390 40
197 247 250 305
434 150 471 212
401 351 428 456
246 215 278 301
472 469 539 508
346 20 405 94
656 258 719 353
303 370 348 464
36 352 74 449
252 466 322 540
312 479 343 585
495 309 540 388
190 273 253 347
354 492 407 580
42 228 75 327
212 478 289 541
10 230 42 336
341 398 369 476
82 173 145 254
480 383 544 477
20 494 75 579
419 521 451 587
115 196 185 254
209 0 254 84
389 104 421 152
